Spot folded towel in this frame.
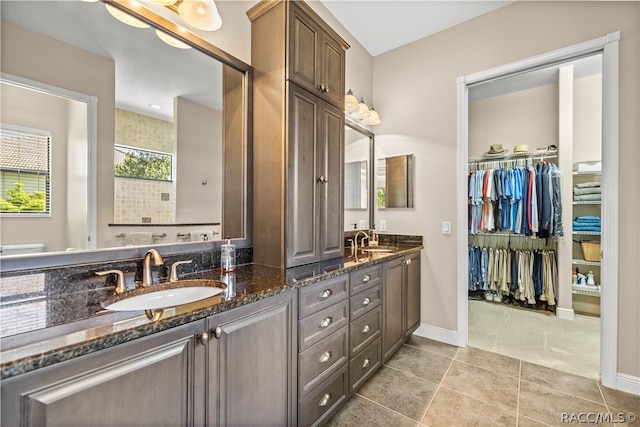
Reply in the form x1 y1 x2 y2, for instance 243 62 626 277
573 226 602 232
573 187 602 195
575 216 601 222
574 194 602 201
575 181 601 188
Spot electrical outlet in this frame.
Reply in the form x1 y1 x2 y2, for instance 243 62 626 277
379 220 387 232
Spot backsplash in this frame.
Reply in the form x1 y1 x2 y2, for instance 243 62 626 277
0 247 252 341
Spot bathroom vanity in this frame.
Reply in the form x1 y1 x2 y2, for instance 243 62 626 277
1 241 422 427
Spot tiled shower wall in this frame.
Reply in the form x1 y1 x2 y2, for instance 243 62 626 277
114 109 176 223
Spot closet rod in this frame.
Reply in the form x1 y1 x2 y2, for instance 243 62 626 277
468 153 558 168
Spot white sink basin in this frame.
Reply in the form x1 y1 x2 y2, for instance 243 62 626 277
102 279 225 312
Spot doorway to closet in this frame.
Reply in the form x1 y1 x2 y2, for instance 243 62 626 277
456 32 620 388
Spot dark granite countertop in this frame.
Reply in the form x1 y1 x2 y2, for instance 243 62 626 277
0 242 422 380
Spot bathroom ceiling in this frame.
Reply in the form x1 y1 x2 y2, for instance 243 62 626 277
320 0 515 56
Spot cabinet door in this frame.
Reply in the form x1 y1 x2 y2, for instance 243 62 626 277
318 101 344 260
318 32 346 108
405 252 421 338
1 321 206 427
208 291 296 427
287 84 321 267
289 5 319 95
382 257 404 361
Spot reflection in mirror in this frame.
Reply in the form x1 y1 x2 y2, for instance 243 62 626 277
377 154 415 209
344 120 374 231
0 0 251 269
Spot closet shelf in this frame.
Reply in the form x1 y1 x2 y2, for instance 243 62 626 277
573 201 601 205
572 284 601 297
573 170 602 176
572 231 601 236
572 259 601 266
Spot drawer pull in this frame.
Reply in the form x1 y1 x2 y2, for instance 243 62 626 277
362 358 370 368
362 274 371 283
318 393 331 407
362 324 370 334
319 317 332 328
198 332 209 345
213 326 222 339
319 289 332 299
362 297 371 306
319 351 331 363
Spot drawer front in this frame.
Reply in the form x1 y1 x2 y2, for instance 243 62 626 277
298 326 348 397
299 274 349 318
350 264 382 295
299 300 349 351
298 366 348 427
350 337 382 393
350 284 381 320
349 307 381 356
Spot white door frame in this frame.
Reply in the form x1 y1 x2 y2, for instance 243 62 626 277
456 32 620 389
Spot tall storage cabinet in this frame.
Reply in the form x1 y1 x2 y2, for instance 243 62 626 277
249 0 349 268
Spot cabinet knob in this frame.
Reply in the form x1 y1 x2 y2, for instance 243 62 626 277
362 358 370 368
405 258 412 265
198 332 209 345
319 289 332 299
318 393 331 407
362 274 370 283
319 351 332 363
362 297 371 306
362 324 370 334
213 326 222 339
319 317 332 328
316 175 329 184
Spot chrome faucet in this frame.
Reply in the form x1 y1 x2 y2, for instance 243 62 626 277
354 230 370 248
142 249 164 287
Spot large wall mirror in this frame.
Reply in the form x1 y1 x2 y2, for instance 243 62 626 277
344 119 374 231
0 0 252 271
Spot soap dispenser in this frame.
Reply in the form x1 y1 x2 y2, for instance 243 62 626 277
221 238 236 273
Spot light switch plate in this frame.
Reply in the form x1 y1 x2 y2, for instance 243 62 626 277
379 220 387 232
442 221 452 235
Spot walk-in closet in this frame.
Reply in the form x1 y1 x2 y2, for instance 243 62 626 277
465 54 603 378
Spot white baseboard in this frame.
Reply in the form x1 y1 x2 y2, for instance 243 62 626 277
414 323 464 347
556 307 575 320
616 373 640 396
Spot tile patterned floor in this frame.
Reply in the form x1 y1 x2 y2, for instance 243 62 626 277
467 300 601 379
327 336 640 427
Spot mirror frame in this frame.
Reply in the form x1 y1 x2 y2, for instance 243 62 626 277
1 0 253 272
345 118 374 230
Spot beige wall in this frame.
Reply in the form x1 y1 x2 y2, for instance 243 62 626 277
469 83 558 158
372 1 639 378
1 20 116 249
574 74 603 162
175 98 222 224
0 83 84 252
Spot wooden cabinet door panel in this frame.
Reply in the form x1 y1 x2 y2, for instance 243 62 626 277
287 84 320 267
383 257 404 361
318 101 344 260
2 322 205 427
289 5 319 93
405 252 421 337
319 32 346 107
208 291 296 427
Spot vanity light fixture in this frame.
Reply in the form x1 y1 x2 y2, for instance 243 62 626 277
155 29 191 49
104 0 221 49
363 106 381 125
105 2 150 28
344 89 359 113
343 90 381 126
356 98 371 119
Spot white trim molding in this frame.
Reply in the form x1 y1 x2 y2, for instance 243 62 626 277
615 374 640 397
414 323 462 348
456 32 621 390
